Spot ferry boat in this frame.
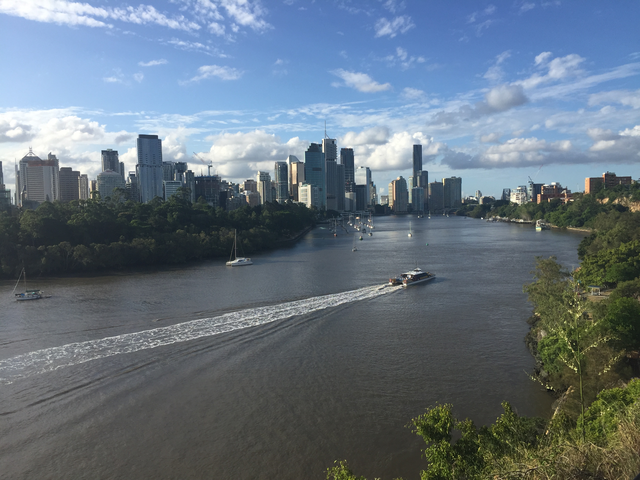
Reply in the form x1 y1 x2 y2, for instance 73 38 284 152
388 267 435 287
401 268 435 287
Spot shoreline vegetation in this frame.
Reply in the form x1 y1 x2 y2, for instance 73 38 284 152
329 184 640 480
0 190 318 279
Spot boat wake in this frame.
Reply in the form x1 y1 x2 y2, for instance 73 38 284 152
0 284 399 384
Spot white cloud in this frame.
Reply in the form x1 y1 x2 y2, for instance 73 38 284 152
182 65 243 84
519 2 535 13
0 0 201 31
139 59 168 67
485 84 528 111
355 131 445 171
374 16 414 38
198 130 308 179
382 46 426 70
331 69 391 93
0 119 34 143
589 89 640 109
519 53 585 89
133 73 144 83
483 51 511 82
339 126 391 147
480 132 502 143
401 87 426 100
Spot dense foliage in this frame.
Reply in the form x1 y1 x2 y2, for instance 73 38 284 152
0 191 316 277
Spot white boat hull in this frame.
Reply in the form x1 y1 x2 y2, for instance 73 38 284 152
402 275 436 287
226 257 253 266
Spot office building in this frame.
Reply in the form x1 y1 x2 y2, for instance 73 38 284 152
274 161 288 203
59 167 80 203
304 143 325 208
323 137 337 162
126 173 138 202
257 171 273 204
136 134 163 203
443 176 462 209
527 183 543 203
289 159 304 201
412 187 425 213
340 148 355 194
412 144 422 187
585 172 633 193
97 170 125 200
101 149 120 174
428 182 444 213
194 175 222 206
510 186 528 205
0 162 10 211
16 150 60 207
163 180 182 200
336 163 345 211
298 183 320 209
355 166 371 208
78 174 89 200
389 176 408 213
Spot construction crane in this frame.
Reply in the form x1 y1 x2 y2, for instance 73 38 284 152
193 152 213 176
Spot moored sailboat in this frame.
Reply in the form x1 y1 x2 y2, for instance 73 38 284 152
226 230 253 266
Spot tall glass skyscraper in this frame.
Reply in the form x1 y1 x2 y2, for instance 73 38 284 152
340 148 355 193
304 143 325 208
412 144 422 188
136 134 163 203
101 149 120 174
274 161 288 203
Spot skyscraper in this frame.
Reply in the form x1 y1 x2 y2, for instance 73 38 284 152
136 134 163 203
428 182 444 213
257 171 273 204
16 150 60 207
389 176 408 213
340 148 355 193
97 170 125 200
59 167 80 203
274 161 288 203
355 166 371 208
443 176 462 209
79 174 89 200
304 143 325 208
0 162 10 211
289 160 304 201
101 149 120 173
412 144 422 188
322 137 337 162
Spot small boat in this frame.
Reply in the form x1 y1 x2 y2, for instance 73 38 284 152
13 268 45 301
368 232 372 236
535 219 550 231
226 230 253 266
359 235 363 240
408 221 413 237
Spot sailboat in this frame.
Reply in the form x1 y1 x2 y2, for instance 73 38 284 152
226 230 253 266
352 234 358 252
408 221 413 237
13 268 45 301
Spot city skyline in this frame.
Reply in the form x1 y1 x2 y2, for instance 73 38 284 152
0 1 639 198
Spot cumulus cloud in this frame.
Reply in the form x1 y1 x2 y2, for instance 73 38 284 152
430 84 528 125
485 84 528 111
182 65 243 84
339 126 391 147
374 15 414 38
480 132 502 143
0 120 35 143
588 125 640 161
198 130 308 179
331 69 391 93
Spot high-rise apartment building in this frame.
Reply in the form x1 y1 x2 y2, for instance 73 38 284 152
136 134 163 203
257 171 273 204
289 160 304 201
304 143 325 208
274 161 288 203
59 167 80 203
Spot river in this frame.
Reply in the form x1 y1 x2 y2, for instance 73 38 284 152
0 216 584 479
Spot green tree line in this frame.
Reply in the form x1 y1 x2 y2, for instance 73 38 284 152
0 190 316 277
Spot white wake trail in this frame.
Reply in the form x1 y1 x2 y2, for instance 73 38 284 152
0 285 397 384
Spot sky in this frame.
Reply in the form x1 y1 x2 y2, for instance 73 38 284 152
0 0 639 199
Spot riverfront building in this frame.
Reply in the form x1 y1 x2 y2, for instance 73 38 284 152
428 182 444 213
585 172 633 193
304 143 325 209
443 176 462 210
388 176 408 213
136 134 164 203
355 166 371 208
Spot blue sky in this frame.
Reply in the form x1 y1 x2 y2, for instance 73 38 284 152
1 0 639 198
